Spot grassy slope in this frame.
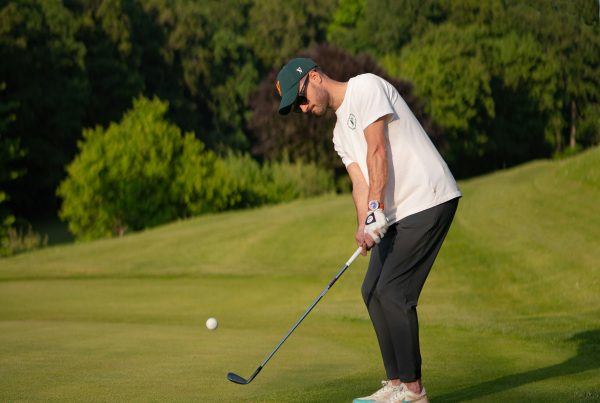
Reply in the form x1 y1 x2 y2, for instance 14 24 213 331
1 147 599 402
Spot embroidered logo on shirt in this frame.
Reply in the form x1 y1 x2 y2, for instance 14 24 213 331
348 113 356 130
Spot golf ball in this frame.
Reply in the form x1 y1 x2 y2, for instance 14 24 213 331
206 317 218 330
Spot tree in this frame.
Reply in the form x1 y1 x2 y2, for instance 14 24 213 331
246 0 336 69
328 0 449 56
485 31 560 166
388 22 562 175
327 0 600 174
0 0 88 215
387 24 495 175
72 0 146 129
57 96 220 240
501 0 600 153
199 0 256 150
0 82 23 255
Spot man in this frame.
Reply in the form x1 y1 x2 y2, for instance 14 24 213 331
276 58 461 403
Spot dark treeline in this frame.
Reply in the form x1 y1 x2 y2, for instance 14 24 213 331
1 0 599 226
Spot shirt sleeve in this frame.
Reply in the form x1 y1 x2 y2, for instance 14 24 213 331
333 125 354 167
355 75 395 130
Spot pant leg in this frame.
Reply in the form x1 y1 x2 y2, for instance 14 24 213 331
361 198 459 381
361 232 401 378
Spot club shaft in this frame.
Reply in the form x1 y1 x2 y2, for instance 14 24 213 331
259 247 363 368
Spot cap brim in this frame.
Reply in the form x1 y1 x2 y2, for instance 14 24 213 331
278 85 299 115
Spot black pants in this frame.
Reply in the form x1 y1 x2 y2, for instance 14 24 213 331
361 198 459 382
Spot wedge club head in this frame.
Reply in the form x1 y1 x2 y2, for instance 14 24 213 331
227 366 261 385
227 372 248 384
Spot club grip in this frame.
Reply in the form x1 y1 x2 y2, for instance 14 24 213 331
345 246 363 267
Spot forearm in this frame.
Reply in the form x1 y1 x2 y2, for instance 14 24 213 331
352 178 369 227
346 163 369 227
363 116 389 205
366 145 387 203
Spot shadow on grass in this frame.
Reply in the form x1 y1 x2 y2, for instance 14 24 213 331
435 329 600 402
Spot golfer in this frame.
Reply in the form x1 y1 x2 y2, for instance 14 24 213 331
276 58 461 403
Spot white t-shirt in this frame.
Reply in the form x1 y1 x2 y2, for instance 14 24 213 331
333 74 461 224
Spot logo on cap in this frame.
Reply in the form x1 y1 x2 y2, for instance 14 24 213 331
296 67 303 74
276 81 282 97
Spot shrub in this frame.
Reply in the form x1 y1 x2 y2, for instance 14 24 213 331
264 158 335 201
0 191 16 256
198 153 336 211
1 225 48 256
57 96 219 240
58 96 336 241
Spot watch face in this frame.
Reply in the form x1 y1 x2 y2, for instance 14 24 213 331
368 200 379 210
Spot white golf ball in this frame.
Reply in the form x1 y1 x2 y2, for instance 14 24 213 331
206 317 218 330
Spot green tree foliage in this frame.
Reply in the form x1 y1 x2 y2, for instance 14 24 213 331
246 0 335 69
0 82 23 255
57 96 221 240
389 25 494 149
199 0 256 150
326 0 366 53
502 0 600 153
0 0 88 213
2 0 598 228
332 0 600 175
1 0 338 222
72 0 212 144
485 31 561 166
386 23 561 174
73 0 335 152
328 0 447 55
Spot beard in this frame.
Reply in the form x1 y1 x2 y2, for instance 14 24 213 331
310 86 329 117
312 105 327 117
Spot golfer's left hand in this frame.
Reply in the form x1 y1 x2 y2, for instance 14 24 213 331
355 226 369 256
364 209 388 246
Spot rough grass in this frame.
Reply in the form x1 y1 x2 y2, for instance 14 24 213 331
1 147 599 402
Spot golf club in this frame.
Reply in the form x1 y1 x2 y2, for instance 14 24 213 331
227 246 363 385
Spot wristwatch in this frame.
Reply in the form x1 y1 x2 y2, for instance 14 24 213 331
368 200 384 211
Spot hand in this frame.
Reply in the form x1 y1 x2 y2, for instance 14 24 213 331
355 226 368 256
364 209 388 245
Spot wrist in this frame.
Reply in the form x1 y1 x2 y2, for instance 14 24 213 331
368 199 384 211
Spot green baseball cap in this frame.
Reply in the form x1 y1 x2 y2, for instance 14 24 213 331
276 58 318 115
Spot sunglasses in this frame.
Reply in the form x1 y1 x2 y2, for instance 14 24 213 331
292 72 311 113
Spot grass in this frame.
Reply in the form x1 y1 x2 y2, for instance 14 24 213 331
1 147 599 402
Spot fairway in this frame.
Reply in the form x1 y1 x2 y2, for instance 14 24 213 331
1 148 599 402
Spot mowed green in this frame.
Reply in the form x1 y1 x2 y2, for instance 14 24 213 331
1 147 599 402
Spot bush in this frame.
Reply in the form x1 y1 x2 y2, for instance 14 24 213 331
265 158 336 201
58 96 336 241
195 153 335 211
58 96 219 240
1 225 48 256
0 191 16 256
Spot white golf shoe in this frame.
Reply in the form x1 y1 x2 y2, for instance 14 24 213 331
353 380 400 403
388 383 429 403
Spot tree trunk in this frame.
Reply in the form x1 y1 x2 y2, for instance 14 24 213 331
570 99 577 149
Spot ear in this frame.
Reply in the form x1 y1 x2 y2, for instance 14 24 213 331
309 70 322 84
